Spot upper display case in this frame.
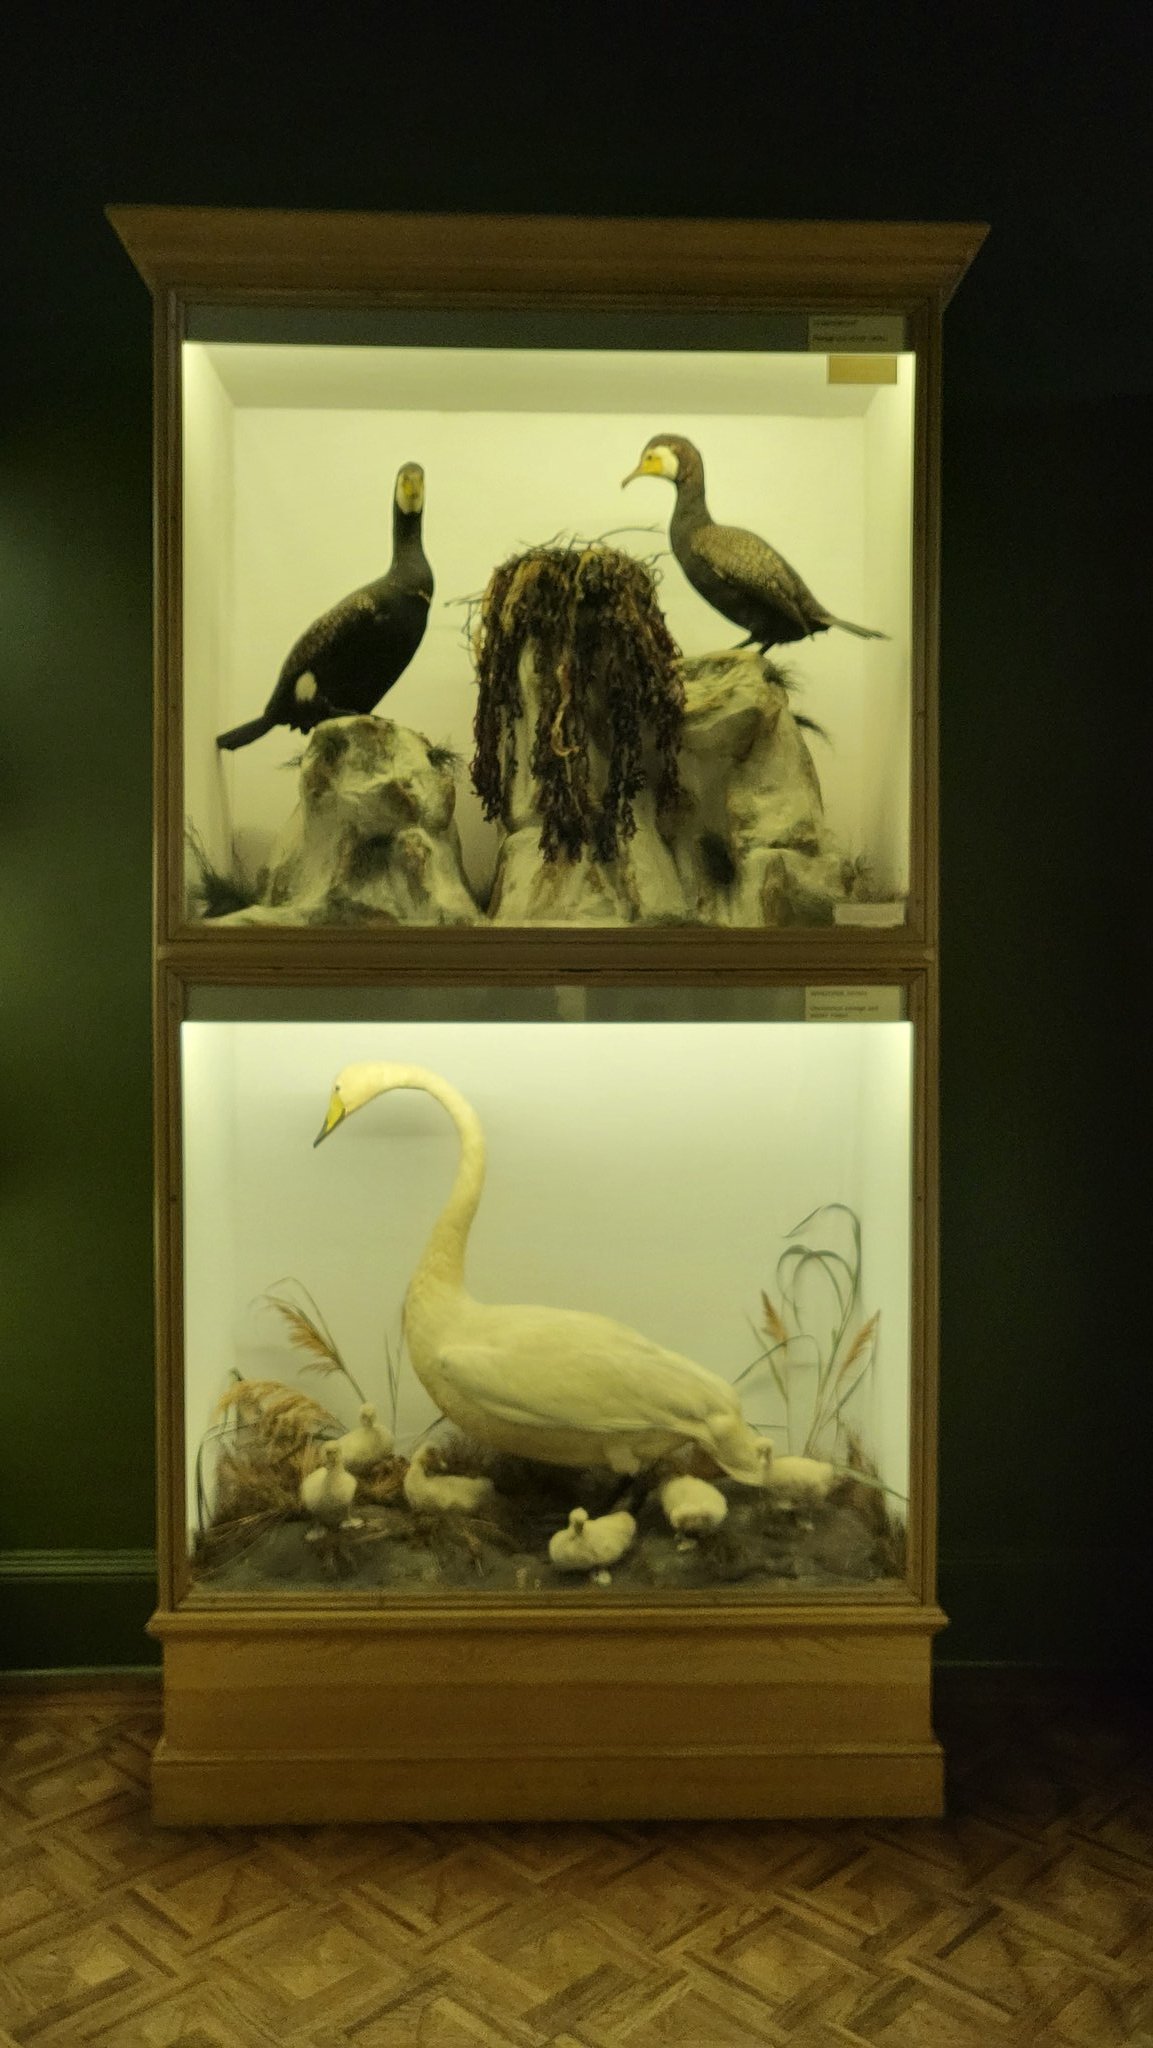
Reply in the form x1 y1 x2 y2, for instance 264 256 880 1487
111 209 984 953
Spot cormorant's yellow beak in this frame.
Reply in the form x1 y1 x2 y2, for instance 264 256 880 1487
314 1092 347 1147
396 467 424 514
621 452 661 488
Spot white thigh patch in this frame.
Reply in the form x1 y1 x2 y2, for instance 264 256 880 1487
294 673 318 702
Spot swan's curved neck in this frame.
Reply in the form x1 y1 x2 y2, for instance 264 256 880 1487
374 1065 484 1293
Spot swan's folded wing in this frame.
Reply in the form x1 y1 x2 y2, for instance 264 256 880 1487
436 1322 731 1437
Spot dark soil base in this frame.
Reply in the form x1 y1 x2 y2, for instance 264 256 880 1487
193 1453 903 1595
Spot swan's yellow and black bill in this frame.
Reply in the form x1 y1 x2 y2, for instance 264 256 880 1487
314 1091 347 1147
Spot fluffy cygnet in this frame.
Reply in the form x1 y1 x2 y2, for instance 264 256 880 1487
659 1473 728 1535
335 1402 393 1475
300 1443 363 1537
764 1452 835 1498
402 1441 495 1515
548 1506 637 1573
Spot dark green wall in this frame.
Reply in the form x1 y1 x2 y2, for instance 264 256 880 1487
1 7 1147 1670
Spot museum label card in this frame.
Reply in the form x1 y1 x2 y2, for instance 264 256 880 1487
834 902 906 927
808 313 907 352
805 986 904 1022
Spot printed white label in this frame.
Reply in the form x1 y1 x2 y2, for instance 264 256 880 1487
808 313 906 352
805 986 904 1022
834 901 906 927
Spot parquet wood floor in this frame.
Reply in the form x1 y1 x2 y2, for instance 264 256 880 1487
0 1672 1149 2047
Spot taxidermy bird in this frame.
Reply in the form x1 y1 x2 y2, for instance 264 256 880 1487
764 1453 835 1499
216 462 433 750
659 1473 728 1535
548 1506 637 1573
315 1062 770 1484
335 1403 393 1476
622 435 885 651
402 1441 495 1515
300 1443 362 1537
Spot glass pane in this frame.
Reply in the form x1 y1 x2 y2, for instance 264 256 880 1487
182 313 914 931
181 992 914 1596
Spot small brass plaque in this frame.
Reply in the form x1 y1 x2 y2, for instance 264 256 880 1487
827 354 899 384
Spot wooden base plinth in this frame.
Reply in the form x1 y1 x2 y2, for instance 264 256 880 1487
150 1600 946 1824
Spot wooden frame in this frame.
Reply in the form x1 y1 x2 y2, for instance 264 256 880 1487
111 208 984 1823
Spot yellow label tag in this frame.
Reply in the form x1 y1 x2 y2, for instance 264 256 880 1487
827 353 899 385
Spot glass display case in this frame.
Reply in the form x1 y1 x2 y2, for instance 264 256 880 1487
182 991 914 1598
112 207 983 1824
180 323 915 930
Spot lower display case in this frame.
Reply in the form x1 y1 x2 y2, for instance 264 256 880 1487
153 976 943 1820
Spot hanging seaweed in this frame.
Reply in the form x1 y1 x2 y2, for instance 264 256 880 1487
471 542 685 864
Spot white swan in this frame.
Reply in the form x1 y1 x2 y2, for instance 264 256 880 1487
316 1062 769 1483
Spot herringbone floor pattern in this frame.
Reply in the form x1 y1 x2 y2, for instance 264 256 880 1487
0 1673 1149 2047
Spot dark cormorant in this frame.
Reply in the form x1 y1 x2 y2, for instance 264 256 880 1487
216 462 433 751
622 435 885 651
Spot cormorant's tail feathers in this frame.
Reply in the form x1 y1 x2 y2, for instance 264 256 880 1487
825 616 888 640
216 714 275 751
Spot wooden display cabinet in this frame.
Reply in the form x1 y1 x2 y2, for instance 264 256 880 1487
110 207 984 1823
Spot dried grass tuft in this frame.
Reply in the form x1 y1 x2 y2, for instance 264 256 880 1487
213 1378 341 1448
213 1440 319 1521
355 1458 408 1507
193 1509 287 1572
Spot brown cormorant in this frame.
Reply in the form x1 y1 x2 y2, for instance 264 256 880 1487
216 462 433 751
622 435 885 651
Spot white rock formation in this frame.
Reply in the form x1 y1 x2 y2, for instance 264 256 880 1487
200 658 851 930
208 716 479 927
487 646 851 927
676 651 851 927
